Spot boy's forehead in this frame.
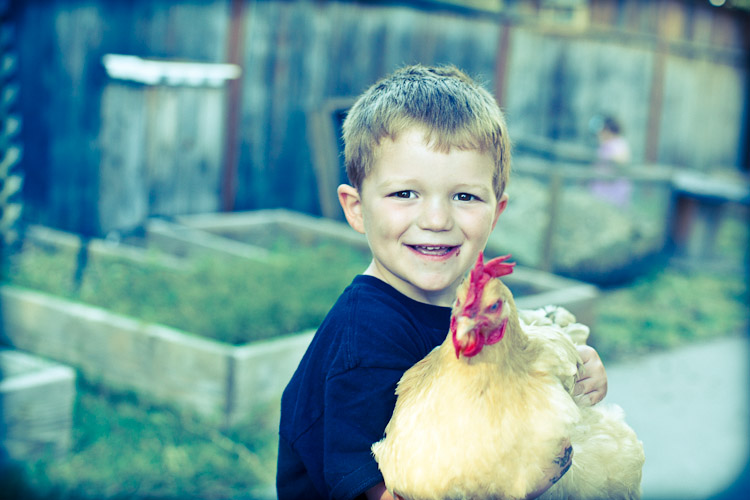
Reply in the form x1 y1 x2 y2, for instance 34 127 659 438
373 126 488 157
367 130 496 183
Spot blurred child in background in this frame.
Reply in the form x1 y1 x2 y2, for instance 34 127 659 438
589 114 632 207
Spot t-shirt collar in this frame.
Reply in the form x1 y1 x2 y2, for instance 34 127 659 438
353 275 453 330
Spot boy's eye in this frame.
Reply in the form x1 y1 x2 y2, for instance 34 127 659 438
391 190 415 199
454 193 478 202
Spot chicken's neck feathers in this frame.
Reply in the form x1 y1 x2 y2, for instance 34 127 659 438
447 311 535 377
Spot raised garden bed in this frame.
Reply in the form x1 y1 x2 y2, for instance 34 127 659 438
172 209 600 325
489 159 675 284
0 349 76 461
0 286 311 428
172 208 370 254
2 210 598 426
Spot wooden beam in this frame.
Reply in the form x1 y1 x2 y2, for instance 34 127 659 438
494 19 512 108
645 39 666 164
221 0 246 212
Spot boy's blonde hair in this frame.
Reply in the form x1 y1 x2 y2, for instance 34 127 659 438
342 64 511 199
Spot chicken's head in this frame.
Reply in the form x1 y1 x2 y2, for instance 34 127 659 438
451 252 516 358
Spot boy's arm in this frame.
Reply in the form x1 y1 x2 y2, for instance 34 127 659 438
574 344 607 406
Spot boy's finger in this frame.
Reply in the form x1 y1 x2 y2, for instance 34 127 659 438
573 375 590 395
577 389 604 406
573 377 606 405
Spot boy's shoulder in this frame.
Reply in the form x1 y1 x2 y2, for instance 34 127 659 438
327 275 451 334
332 274 414 320
318 275 418 352
315 275 452 365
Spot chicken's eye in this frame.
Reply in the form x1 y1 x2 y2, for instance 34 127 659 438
489 301 502 312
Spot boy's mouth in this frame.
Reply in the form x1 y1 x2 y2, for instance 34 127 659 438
408 245 460 257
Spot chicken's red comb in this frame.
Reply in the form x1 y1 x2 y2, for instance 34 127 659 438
469 252 515 284
463 252 515 316
483 253 515 277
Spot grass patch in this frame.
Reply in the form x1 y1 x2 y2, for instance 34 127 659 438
0 233 367 498
4 215 748 358
4 239 371 345
593 267 748 362
592 211 749 362
1 379 279 500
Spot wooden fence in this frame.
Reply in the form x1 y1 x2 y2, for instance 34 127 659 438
12 0 750 235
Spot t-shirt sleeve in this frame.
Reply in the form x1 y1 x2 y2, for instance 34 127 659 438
322 303 424 499
324 366 403 498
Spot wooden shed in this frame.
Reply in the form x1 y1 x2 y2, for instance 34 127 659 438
10 0 750 236
98 54 240 234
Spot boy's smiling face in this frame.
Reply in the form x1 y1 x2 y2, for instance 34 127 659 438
338 128 507 306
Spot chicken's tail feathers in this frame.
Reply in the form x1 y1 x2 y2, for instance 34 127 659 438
546 403 645 500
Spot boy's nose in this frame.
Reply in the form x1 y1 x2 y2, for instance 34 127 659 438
418 199 454 231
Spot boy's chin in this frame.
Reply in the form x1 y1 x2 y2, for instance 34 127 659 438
409 275 465 301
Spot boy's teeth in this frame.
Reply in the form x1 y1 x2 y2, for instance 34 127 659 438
414 245 452 254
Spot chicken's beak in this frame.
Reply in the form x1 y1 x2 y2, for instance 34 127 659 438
452 316 476 358
453 316 474 342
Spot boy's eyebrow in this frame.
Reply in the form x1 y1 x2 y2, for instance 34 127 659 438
375 178 493 195
373 177 410 189
454 183 492 193
373 174 421 186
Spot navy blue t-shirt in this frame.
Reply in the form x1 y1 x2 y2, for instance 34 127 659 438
277 275 452 500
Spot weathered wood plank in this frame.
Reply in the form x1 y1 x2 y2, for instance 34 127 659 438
0 349 76 461
98 83 149 234
660 54 746 169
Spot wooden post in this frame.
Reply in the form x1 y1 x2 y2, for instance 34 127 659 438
494 18 512 108
540 172 562 273
645 41 666 164
645 1 686 164
221 0 246 212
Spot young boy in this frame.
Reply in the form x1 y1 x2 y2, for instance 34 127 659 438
277 65 608 500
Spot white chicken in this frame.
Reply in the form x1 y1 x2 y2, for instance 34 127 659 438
372 253 645 499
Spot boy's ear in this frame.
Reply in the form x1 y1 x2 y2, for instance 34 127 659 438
337 184 365 234
491 192 509 230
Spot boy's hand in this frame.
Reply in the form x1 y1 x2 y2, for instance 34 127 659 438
574 345 607 406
